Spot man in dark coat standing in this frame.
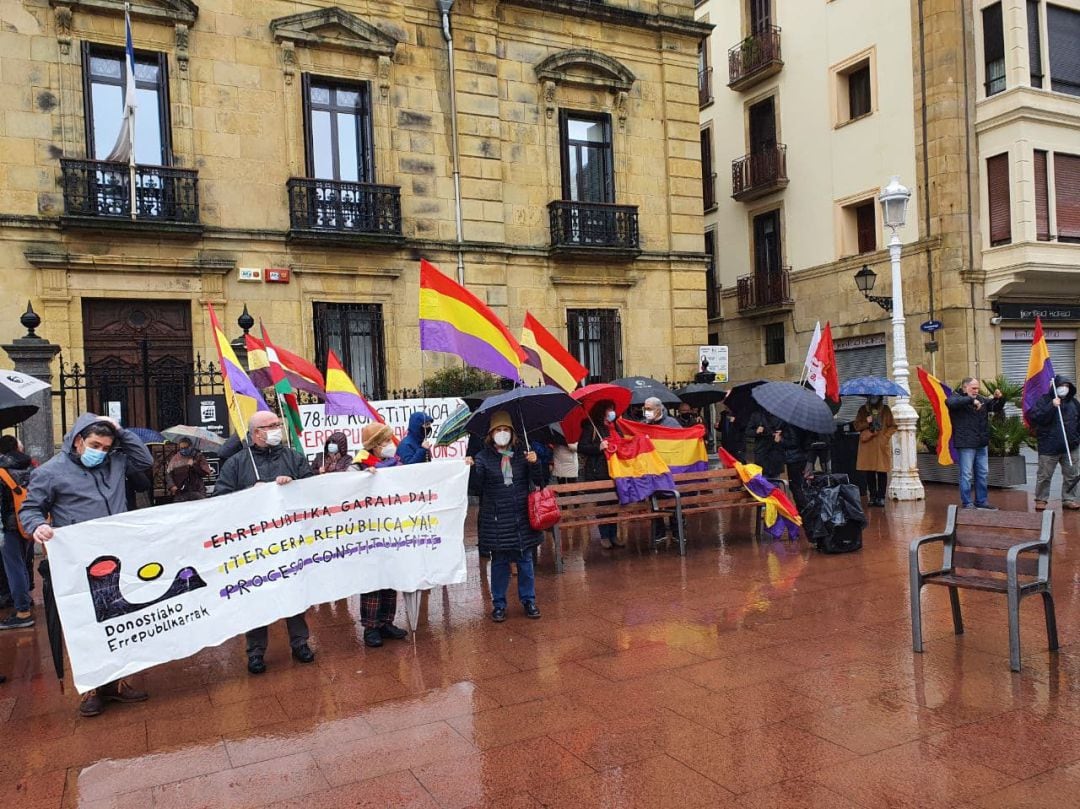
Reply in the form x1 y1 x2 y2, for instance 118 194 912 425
946 377 1005 510
1028 374 1080 511
214 410 315 674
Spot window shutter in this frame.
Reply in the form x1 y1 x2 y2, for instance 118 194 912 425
1028 1 1043 87
1048 5 1080 97
987 153 1011 246
1035 150 1050 241
856 203 876 253
700 128 714 209
1054 153 1080 241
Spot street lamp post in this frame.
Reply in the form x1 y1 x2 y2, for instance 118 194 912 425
878 176 924 501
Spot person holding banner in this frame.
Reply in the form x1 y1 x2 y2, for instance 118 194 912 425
1028 375 1080 511
214 412 316 674
19 414 154 716
465 411 543 622
946 377 1005 510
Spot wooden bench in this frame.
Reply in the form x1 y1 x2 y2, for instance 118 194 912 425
654 468 769 546
909 505 1058 672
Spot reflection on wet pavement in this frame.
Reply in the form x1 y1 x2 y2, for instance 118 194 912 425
1 483 1078 807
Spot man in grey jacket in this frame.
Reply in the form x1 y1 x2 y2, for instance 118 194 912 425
214 410 315 674
21 413 154 717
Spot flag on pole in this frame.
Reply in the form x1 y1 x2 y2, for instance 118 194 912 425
519 312 589 393
805 321 840 403
105 4 137 164
260 324 305 451
1022 316 1055 426
419 259 526 381
207 305 269 437
244 334 324 397
325 349 381 421
802 322 821 383
916 367 957 466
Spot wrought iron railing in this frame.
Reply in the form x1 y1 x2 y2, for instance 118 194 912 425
698 66 713 106
59 159 199 224
728 26 783 88
736 267 793 311
731 144 787 199
287 178 402 236
548 200 639 250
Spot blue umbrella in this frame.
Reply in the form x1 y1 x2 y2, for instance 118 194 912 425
129 426 165 444
838 376 909 397
466 386 578 441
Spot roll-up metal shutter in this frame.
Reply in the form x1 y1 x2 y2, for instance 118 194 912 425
1001 340 1077 386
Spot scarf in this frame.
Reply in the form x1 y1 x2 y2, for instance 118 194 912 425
497 447 514 486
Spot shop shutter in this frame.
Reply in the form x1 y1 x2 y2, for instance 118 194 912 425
1054 153 1080 241
1002 340 1077 386
1047 4 1080 97
834 344 888 423
1035 150 1050 240
987 153 1011 245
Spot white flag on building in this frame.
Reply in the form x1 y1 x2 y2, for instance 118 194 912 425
105 6 137 163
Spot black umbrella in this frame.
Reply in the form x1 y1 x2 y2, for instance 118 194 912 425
0 385 39 430
462 389 505 411
676 382 727 408
38 557 65 691
466 386 578 442
752 381 837 434
611 376 681 406
721 380 767 419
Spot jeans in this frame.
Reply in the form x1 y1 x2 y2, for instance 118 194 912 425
957 446 989 507
490 548 536 609
1 529 31 613
1035 450 1080 503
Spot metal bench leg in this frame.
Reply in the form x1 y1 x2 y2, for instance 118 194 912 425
910 584 924 653
1042 590 1059 652
1007 587 1022 672
948 586 964 635
551 526 564 574
755 505 763 540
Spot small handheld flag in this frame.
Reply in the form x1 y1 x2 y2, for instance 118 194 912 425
207 305 269 437
916 367 957 466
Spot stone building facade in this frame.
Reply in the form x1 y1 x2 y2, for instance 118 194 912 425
0 0 710 434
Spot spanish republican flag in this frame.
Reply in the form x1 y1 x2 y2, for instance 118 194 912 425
916 366 957 466
617 420 708 474
325 349 381 422
243 333 325 398
419 259 526 381
520 312 589 393
207 304 269 436
1022 316 1056 425
718 448 802 540
260 323 305 451
606 428 676 504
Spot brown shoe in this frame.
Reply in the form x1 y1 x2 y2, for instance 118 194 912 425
1064 502 1080 511
79 690 105 717
1035 500 1048 511
100 679 149 703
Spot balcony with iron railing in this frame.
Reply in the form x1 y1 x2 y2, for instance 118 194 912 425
728 26 783 91
731 143 788 202
548 200 641 257
59 159 201 234
736 267 794 313
698 66 713 106
286 178 403 244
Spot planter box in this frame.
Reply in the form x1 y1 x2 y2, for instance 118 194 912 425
917 452 1027 487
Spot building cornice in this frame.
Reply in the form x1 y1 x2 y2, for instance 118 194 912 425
50 0 198 25
269 7 399 58
24 250 234 275
790 236 942 283
500 0 713 39
975 88 1080 134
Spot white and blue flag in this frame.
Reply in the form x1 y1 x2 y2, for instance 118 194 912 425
105 5 137 163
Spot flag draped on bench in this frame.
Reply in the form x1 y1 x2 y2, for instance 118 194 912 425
617 420 709 474
718 448 802 540
606 429 676 505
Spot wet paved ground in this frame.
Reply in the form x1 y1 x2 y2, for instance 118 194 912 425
2 482 1078 808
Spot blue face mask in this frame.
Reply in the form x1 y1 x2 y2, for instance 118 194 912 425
81 447 108 468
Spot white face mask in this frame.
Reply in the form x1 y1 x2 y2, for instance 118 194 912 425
643 410 657 421
605 410 617 423
379 443 396 459
492 430 512 447
326 443 339 455
264 429 283 447
1057 386 1070 397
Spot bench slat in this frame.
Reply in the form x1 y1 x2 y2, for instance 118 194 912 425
953 550 1041 577
925 574 1009 593
955 511 1045 531
954 528 1044 551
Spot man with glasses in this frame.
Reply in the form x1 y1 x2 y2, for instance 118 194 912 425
214 411 315 674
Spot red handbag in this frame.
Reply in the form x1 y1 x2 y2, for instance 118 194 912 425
528 486 561 531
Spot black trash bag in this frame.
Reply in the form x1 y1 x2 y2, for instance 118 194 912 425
802 473 866 553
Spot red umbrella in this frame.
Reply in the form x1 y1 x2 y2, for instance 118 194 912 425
560 383 632 444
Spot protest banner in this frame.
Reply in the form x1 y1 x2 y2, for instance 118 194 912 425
299 398 468 463
47 462 469 693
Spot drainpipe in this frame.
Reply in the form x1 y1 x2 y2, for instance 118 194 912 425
437 0 466 286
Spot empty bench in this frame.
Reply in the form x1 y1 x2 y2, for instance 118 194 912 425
910 505 1058 672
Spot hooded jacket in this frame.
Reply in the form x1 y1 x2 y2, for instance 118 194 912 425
1028 375 1080 455
19 413 154 533
315 430 352 474
396 411 433 465
945 388 1006 449
212 440 313 495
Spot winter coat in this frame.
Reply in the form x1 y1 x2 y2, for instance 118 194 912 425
315 430 352 474
747 410 784 474
945 391 1006 449
213 442 313 495
780 422 813 466
854 403 897 473
1029 375 1080 455
472 444 543 553
578 420 613 482
397 411 433 465
167 450 212 500
19 413 154 533
552 443 579 479
0 450 32 531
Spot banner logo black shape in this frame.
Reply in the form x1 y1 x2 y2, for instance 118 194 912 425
86 555 207 623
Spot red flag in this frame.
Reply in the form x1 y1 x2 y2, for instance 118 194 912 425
806 322 840 403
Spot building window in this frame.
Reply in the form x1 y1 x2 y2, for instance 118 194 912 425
705 229 721 320
698 40 712 106
1035 149 1050 241
559 111 614 203
987 152 1011 246
1055 152 1080 243
567 309 622 384
833 53 874 125
764 322 785 366
1048 4 1080 97
303 76 373 182
748 0 771 33
840 198 877 256
700 126 716 211
847 63 872 119
982 3 1006 96
82 43 170 163
312 303 386 399
1028 1 1044 88
753 209 782 275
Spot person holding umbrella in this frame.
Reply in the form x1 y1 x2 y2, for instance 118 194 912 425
0 435 34 630
314 430 352 475
166 437 213 501
579 400 625 549
465 411 544 622
854 396 897 507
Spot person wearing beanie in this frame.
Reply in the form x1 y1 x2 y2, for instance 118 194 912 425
465 410 544 622
348 421 408 647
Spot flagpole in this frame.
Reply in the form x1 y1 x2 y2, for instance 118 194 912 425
125 3 137 221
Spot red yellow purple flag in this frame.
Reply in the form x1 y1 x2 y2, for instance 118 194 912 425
916 367 957 466
718 447 802 540
616 420 708 474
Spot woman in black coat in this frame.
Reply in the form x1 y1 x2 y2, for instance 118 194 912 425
466 410 543 623
577 400 623 548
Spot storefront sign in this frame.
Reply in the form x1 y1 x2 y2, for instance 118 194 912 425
996 303 1080 321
